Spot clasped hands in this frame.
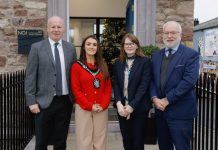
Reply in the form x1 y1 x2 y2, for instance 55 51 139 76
116 101 133 118
153 97 169 111
92 103 103 113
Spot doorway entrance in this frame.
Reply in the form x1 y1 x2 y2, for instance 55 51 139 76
69 0 128 122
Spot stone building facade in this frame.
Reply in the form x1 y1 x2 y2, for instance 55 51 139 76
156 0 194 48
0 0 194 72
0 0 47 72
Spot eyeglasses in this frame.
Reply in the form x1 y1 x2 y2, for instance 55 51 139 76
163 31 180 36
124 42 135 47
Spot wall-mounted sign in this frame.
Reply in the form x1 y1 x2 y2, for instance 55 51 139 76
204 29 218 56
17 29 43 54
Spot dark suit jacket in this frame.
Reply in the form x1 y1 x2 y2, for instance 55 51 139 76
150 44 200 119
25 39 77 109
113 56 152 113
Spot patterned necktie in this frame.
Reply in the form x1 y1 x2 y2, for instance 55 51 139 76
54 43 62 96
168 48 173 57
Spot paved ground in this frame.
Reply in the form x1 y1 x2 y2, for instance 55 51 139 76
25 133 158 150
25 122 159 150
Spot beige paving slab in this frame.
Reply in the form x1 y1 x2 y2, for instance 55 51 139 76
25 132 158 150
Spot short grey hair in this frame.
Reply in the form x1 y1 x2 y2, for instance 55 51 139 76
47 16 65 27
163 21 182 33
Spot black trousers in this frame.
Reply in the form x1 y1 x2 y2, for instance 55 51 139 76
118 111 149 150
35 95 72 150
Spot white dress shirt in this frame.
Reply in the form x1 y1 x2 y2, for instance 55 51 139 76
49 38 69 95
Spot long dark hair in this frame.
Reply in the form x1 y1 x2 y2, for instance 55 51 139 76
119 33 144 61
79 35 109 80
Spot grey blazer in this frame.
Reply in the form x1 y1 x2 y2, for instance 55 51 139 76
25 39 77 109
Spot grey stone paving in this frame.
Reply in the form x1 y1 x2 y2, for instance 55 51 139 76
25 122 159 150
25 133 158 150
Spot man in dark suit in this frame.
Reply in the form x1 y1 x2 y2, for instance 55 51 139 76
150 21 199 150
25 16 77 150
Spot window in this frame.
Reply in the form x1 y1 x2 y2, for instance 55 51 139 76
93 24 105 34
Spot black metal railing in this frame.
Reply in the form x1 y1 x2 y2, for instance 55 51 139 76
192 73 218 150
0 70 34 150
0 69 217 150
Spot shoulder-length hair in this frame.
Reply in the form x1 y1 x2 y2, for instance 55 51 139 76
79 35 109 80
119 33 144 61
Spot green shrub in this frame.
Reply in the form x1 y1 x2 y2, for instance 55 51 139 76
141 45 160 57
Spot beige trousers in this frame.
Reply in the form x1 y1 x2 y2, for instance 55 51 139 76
75 104 108 150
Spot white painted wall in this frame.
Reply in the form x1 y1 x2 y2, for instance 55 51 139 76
69 0 128 18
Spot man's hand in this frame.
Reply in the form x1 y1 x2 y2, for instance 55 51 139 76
153 97 166 111
29 104 40 114
161 98 169 108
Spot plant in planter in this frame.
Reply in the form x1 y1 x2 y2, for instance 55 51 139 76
141 44 160 145
141 45 160 57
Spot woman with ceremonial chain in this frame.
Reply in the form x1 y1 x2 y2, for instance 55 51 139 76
70 35 112 150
